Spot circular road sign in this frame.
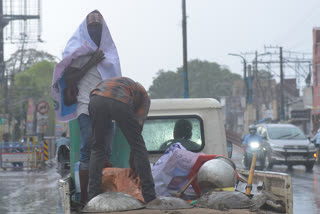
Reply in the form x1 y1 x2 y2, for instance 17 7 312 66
36 101 49 115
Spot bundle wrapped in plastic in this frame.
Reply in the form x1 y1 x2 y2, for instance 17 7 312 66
152 143 202 197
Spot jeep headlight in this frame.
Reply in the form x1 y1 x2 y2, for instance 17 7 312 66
249 141 260 149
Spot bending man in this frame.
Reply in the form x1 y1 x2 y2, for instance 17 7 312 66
88 77 156 203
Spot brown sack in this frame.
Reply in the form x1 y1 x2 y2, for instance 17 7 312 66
101 168 144 202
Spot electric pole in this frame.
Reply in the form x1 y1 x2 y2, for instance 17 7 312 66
0 1 5 87
280 47 284 121
182 0 189 98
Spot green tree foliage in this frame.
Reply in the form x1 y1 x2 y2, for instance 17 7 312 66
14 60 54 100
11 60 56 139
0 48 57 140
149 59 242 99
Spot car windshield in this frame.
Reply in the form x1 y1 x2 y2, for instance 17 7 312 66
142 116 204 153
267 126 306 140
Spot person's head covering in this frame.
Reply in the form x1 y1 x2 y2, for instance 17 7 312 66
86 10 103 47
62 9 121 80
52 10 121 122
86 10 103 25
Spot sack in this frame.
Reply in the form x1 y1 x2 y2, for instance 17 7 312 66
101 168 144 202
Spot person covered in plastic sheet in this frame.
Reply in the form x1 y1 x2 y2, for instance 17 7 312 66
88 77 156 204
242 124 263 146
312 128 320 148
51 10 121 205
159 119 200 152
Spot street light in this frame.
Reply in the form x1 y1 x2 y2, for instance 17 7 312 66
228 53 247 103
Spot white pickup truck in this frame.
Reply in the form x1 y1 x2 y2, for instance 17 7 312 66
59 98 293 214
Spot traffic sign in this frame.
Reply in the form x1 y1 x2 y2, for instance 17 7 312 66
36 101 49 115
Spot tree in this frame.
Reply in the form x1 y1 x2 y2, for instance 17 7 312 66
10 60 56 140
0 48 57 114
149 59 242 99
0 49 58 140
5 48 56 76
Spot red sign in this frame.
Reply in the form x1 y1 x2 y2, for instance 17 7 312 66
36 101 49 115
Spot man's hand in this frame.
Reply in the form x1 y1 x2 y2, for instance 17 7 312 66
86 49 105 68
128 152 138 179
103 160 113 168
64 49 105 87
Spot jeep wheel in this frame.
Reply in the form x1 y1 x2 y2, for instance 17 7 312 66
305 162 314 171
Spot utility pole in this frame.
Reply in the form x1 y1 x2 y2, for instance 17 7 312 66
0 0 5 90
254 51 259 121
244 64 255 134
280 47 284 121
254 51 258 79
182 0 189 98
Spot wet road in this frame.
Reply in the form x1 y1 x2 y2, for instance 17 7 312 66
231 145 320 214
0 148 319 214
0 161 67 214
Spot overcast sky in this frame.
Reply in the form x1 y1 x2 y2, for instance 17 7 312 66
6 0 320 90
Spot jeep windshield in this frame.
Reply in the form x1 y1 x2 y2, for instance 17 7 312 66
267 126 307 140
142 116 204 153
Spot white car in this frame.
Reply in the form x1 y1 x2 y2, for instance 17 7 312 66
256 123 316 171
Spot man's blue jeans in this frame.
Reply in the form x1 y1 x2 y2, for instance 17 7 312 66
77 113 114 170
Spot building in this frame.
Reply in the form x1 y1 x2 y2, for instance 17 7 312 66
312 27 320 133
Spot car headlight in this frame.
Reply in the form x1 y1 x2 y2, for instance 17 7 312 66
249 141 260 149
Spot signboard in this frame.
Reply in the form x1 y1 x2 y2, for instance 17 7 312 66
36 101 49 115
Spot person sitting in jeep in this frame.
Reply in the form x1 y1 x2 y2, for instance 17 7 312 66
160 119 200 151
